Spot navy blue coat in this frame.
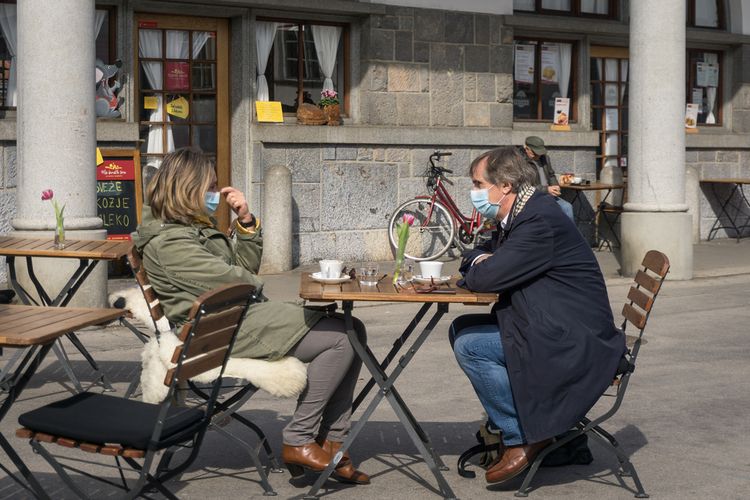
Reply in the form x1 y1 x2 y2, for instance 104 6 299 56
459 191 625 443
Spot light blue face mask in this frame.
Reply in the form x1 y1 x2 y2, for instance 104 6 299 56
470 185 506 220
204 191 220 214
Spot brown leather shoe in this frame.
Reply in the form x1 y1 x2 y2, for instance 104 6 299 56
317 439 371 485
485 439 552 484
282 442 332 477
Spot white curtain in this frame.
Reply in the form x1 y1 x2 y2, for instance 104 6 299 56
704 53 718 124
193 32 210 59
620 59 628 101
541 0 571 10
139 30 172 166
311 25 342 92
255 21 277 101
0 4 17 107
695 0 719 27
513 0 535 10
581 0 608 14
557 43 572 98
95 10 106 39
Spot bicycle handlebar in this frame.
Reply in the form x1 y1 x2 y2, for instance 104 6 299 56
430 151 452 160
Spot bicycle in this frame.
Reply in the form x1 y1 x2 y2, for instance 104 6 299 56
388 151 496 261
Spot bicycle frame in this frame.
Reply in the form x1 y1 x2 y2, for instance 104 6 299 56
418 173 486 245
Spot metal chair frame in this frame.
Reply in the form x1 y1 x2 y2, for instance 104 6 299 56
122 246 282 495
514 250 670 498
18 283 256 499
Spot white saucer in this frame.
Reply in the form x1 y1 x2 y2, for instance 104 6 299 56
412 275 452 285
310 272 351 284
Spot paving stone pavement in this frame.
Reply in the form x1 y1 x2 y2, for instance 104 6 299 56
1 241 749 499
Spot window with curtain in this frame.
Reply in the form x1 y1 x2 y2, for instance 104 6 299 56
513 0 616 18
0 3 116 111
257 18 347 114
513 39 576 121
688 0 724 29
686 50 721 126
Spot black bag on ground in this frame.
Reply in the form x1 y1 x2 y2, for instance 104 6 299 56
457 425 593 478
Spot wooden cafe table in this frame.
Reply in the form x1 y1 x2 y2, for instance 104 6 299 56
300 273 497 499
0 236 132 392
0 304 124 499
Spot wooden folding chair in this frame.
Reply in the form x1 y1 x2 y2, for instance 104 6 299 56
514 250 670 498
123 245 283 495
16 283 256 499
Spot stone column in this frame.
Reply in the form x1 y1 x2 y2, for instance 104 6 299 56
13 0 107 306
620 0 693 279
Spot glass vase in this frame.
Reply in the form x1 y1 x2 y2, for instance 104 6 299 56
54 223 65 250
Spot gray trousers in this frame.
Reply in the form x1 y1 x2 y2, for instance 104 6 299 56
282 314 366 446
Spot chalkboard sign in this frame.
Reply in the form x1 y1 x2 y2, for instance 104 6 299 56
96 149 142 240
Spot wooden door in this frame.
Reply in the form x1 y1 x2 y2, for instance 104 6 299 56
135 14 230 229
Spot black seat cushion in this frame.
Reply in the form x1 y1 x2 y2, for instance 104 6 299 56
19 392 204 450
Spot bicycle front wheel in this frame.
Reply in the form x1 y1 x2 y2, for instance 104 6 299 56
389 199 456 261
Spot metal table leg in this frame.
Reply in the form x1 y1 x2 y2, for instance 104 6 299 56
707 182 743 241
6 257 114 392
0 343 54 499
305 301 458 499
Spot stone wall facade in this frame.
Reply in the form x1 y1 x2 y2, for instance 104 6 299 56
359 7 513 128
254 142 597 265
686 149 750 239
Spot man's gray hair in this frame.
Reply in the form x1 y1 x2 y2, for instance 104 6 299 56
469 147 537 193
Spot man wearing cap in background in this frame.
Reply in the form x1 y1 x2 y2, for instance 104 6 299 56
522 136 575 221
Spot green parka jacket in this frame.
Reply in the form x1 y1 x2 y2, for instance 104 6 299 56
132 207 324 360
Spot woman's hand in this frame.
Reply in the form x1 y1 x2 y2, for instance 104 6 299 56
220 186 254 224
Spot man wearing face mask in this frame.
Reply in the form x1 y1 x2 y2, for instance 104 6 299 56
450 147 625 485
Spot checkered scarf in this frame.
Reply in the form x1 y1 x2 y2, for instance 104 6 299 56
512 183 536 218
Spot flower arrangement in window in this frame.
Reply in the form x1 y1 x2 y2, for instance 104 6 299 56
319 89 339 106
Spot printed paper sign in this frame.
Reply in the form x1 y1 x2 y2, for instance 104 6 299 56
696 62 719 87
165 62 190 91
96 148 104 166
255 101 284 123
685 103 699 128
144 96 158 110
514 44 535 84
691 88 703 113
166 96 189 119
540 44 559 84
553 97 570 126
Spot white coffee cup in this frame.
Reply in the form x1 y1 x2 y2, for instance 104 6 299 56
571 176 582 184
319 259 344 278
419 261 444 278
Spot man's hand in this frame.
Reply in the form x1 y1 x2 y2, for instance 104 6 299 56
548 185 561 197
220 186 253 223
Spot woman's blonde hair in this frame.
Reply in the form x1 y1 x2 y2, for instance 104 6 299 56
146 148 215 225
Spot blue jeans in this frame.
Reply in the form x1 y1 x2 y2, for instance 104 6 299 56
449 314 525 445
556 197 575 221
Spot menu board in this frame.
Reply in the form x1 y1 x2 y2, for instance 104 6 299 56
96 149 142 240
514 44 535 84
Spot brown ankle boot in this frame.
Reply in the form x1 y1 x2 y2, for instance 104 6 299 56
317 438 371 485
281 442 332 477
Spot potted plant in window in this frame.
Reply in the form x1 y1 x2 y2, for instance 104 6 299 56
319 89 341 126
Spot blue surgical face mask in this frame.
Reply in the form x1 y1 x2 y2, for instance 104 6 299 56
204 191 220 214
470 185 507 220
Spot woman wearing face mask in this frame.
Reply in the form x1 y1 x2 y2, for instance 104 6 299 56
133 147 370 485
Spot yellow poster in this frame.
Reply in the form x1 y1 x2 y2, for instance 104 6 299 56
96 147 104 166
144 96 158 110
166 96 189 119
255 101 284 123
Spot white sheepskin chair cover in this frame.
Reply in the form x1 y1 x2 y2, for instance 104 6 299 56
110 287 307 403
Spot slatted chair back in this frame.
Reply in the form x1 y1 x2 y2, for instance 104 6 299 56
620 250 670 361
163 283 256 389
126 245 167 331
